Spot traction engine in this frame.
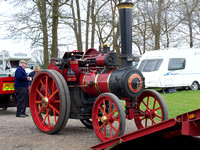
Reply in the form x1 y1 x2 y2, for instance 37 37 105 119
29 0 168 142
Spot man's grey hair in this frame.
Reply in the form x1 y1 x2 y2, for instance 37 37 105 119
19 60 27 66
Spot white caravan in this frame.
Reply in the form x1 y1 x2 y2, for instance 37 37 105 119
0 50 32 77
137 48 200 90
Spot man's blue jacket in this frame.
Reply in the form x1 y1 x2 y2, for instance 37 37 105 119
14 66 28 89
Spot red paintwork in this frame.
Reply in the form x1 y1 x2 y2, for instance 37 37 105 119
0 77 15 94
96 54 105 66
48 62 63 74
69 60 79 78
30 71 61 132
91 109 200 150
83 48 99 59
92 94 122 142
79 69 114 96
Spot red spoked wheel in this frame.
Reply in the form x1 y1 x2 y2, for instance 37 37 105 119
30 70 70 133
134 89 168 129
92 93 125 142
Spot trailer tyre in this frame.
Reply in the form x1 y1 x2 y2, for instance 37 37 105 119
30 70 70 134
134 89 168 129
92 93 126 142
191 81 199 90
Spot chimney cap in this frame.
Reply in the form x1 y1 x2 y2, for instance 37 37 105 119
118 1 134 9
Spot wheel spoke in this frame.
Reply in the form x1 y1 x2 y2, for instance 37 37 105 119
45 76 48 97
145 118 147 127
108 122 118 133
104 124 106 137
142 101 147 108
40 78 50 97
35 100 42 104
52 80 55 93
99 122 105 130
49 104 60 115
146 96 149 109
53 109 57 124
108 108 117 117
49 89 58 100
153 98 156 110
155 114 163 119
98 106 105 114
150 117 156 125
103 100 106 113
154 107 161 111
36 89 44 99
47 112 51 127
54 100 60 103
42 108 49 125
37 105 44 115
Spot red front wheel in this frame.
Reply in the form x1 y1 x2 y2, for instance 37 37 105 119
30 70 70 133
134 89 168 129
92 93 126 142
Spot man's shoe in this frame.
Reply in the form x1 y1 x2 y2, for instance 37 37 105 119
16 114 26 118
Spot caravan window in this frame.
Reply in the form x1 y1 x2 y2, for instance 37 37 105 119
168 58 185 70
139 59 163 72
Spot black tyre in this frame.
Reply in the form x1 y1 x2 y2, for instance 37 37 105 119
191 81 199 90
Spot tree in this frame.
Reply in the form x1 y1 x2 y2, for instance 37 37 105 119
35 0 49 69
179 0 199 48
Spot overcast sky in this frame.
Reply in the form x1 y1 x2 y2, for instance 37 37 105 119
0 1 31 53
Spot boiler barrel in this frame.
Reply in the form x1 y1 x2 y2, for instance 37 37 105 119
79 67 145 99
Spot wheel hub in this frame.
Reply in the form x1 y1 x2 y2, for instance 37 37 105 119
101 115 107 124
145 109 156 118
42 97 49 107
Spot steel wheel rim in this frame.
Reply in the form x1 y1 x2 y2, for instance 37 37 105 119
30 72 62 132
134 91 164 129
92 95 121 142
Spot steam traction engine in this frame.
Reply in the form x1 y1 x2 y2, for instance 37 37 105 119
29 1 168 142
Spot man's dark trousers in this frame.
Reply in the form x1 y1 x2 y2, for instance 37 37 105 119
15 87 28 116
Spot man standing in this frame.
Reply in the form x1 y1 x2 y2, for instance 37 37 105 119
15 60 30 118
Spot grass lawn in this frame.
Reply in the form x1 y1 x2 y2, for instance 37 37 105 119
161 90 200 119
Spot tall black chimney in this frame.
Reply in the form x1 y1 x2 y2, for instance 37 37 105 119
118 0 134 67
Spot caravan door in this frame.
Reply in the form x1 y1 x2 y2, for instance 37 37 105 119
161 58 186 88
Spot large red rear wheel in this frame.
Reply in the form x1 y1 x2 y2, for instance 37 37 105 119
30 70 70 133
134 89 168 129
92 93 125 142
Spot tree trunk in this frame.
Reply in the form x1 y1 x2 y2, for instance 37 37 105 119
155 0 162 50
51 0 59 58
91 0 95 48
75 0 82 51
85 0 91 51
189 18 193 48
36 0 49 69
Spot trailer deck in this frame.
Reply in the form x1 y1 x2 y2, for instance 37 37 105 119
91 109 200 150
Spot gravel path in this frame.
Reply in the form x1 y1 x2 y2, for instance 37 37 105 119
0 107 137 150
1 107 200 150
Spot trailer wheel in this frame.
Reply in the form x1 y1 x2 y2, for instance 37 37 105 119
191 81 199 90
92 93 126 142
30 70 70 134
134 89 168 129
